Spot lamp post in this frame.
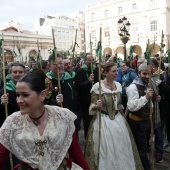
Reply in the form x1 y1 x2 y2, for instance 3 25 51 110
117 16 131 61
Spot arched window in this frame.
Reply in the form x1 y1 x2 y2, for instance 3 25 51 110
29 50 37 59
5 50 13 56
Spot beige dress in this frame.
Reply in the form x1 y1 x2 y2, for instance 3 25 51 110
85 81 143 170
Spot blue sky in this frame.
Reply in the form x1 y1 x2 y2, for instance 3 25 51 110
0 0 98 30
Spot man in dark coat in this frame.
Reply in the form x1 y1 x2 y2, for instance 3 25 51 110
46 54 79 133
0 78 4 89
0 62 25 169
75 53 98 138
0 62 25 127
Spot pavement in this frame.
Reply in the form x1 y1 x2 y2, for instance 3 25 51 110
155 153 170 170
78 127 170 170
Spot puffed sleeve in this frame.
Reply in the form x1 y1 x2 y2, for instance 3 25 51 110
89 92 99 115
126 84 148 111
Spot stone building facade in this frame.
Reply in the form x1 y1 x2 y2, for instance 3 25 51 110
34 13 85 54
85 0 170 58
0 26 53 64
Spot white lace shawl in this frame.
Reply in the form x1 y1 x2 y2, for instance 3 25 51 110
0 105 76 170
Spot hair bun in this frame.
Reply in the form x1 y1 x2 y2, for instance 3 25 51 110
32 69 46 80
102 62 115 70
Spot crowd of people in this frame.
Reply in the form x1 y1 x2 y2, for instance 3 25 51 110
0 52 169 170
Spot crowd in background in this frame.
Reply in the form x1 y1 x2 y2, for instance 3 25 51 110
0 52 170 170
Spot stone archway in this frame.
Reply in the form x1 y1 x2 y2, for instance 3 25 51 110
116 46 124 54
103 47 112 55
103 47 112 61
29 49 37 59
115 46 124 60
150 43 160 57
5 49 14 63
28 49 38 66
134 45 142 56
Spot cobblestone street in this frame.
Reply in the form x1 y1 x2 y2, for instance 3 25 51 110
78 127 170 170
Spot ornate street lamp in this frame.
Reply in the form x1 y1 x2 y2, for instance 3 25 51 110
48 48 52 55
118 16 131 61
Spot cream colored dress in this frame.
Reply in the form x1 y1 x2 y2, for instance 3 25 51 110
85 81 143 170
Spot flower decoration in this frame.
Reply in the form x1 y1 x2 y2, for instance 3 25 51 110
120 36 130 44
45 76 53 99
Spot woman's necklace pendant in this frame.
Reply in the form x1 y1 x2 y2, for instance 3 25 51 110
29 109 45 126
33 120 39 126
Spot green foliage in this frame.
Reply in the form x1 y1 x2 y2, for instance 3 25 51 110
96 41 102 57
13 50 18 57
37 50 41 62
57 50 67 58
121 36 130 44
25 55 27 63
129 45 135 55
51 48 56 62
72 42 79 53
165 49 170 63
72 29 79 53
144 43 151 65
79 52 85 59
67 50 70 56
18 47 21 54
29 56 35 62
90 38 93 52
129 45 135 62
164 57 168 63
113 53 117 63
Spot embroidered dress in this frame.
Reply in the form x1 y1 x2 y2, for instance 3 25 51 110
0 105 83 170
85 81 143 170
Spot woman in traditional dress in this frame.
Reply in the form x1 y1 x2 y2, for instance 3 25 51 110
85 62 143 170
0 71 90 170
